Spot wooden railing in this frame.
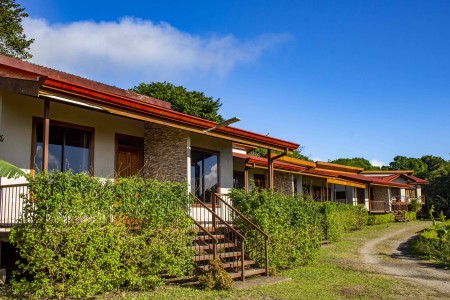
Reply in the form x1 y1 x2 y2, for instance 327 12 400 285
391 201 409 212
369 200 387 212
0 183 28 228
189 193 247 280
214 193 269 277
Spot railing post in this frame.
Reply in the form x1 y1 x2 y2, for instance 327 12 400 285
265 236 269 276
212 194 216 232
241 241 245 281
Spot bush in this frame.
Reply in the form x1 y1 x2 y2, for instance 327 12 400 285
9 172 194 299
321 202 368 242
229 189 368 272
411 221 450 267
198 259 233 290
367 213 396 225
401 211 417 221
229 189 323 273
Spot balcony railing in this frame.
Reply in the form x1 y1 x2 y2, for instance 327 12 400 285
0 183 28 228
369 201 387 212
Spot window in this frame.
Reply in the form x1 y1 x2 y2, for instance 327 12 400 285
253 174 266 189
233 171 245 189
335 191 347 200
191 149 219 203
34 119 94 174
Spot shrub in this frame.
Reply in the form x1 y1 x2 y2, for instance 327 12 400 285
198 259 233 290
229 189 323 273
367 213 396 225
229 189 368 272
401 211 417 221
411 221 450 267
9 171 194 299
321 202 368 242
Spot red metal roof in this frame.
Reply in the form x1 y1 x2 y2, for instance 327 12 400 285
0 54 300 151
340 173 413 188
233 153 308 172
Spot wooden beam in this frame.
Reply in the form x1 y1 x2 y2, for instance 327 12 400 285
268 150 274 191
42 99 50 171
244 167 249 193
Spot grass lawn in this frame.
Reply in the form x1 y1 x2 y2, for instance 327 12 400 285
97 221 443 300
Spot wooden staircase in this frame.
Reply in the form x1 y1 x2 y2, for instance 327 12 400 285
189 194 269 281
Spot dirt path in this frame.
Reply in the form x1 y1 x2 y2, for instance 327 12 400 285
359 222 450 295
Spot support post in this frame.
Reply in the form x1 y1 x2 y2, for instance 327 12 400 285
244 167 249 193
267 150 273 191
42 99 50 171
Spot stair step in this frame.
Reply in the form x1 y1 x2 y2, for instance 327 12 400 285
228 268 267 279
201 224 235 232
197 260 256 271
192 242 235 252
194 251 242 262
194 234 226 241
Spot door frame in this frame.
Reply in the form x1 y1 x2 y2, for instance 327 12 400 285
115 133 144 178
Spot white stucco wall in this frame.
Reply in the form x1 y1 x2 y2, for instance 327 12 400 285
0 91 144 180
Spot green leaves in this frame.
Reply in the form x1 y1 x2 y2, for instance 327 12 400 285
130 82 224 122
9 171 194 298
0 159 25 178
0 0 34 60
229 189 369 273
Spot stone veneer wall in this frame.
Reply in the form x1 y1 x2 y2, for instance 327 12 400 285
143 122 187 182
274 171 293 196
372 186 388 202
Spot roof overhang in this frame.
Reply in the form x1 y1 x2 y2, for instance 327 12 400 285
0 54 300 152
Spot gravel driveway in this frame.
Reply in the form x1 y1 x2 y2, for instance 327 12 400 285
358 222 450 296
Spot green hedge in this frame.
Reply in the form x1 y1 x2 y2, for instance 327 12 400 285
10 172 194 299
401 211 417 221
367 213 396 225
229 189 368 273
321 202 368 242
411 221 450 267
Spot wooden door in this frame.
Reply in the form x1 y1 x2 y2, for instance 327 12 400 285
117 147 143 177
115 134 144 178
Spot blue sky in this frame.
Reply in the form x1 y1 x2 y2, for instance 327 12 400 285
18 0 450 165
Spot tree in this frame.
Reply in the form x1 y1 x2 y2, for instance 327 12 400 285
389 156 428 178
330 157 380 170
0 0 34 60
420 155 449 178
250 147 312 161
130 82 223 122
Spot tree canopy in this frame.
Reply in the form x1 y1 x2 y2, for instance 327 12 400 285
0 0 34 60
329 157 380 170
130 82 223 122
389 155 428 178
250 147 312 161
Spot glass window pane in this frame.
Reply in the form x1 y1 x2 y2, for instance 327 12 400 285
203 153 218 203
191 151 203 200
190 149 218 203
35 122 91 174
63 129 90 173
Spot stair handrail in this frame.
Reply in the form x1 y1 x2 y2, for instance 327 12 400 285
214 193 268 238
190 193 245 240
189 217 219 244
189 216 218 260
214 193 269 277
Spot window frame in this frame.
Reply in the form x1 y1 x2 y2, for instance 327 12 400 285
31 117 95 175
190 147 220 205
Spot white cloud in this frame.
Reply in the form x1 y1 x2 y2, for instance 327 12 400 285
23 17 290 87
370 159 386 167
